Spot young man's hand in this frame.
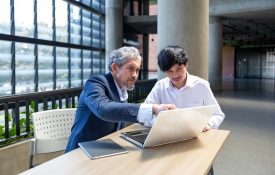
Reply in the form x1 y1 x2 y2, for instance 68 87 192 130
152 104 176 115
202 124 211 132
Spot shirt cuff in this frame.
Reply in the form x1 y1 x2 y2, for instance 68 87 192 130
208 120 215 128
208 116 218 129
137 104 154 127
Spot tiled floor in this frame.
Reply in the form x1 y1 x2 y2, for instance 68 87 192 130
213 79 275 175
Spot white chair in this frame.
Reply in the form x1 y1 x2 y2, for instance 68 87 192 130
29 108 76 168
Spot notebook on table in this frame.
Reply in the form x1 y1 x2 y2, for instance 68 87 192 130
78 139 128 159
120 105 216 148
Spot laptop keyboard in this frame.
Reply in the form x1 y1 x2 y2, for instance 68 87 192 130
125 129 150 145
132 134 148 144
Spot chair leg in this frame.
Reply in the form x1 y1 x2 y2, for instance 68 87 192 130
29 155 34 169
29 139 35 168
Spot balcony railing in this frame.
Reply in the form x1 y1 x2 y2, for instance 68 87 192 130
0 79 157 147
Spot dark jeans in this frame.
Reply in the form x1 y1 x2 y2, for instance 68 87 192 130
207 166 214 175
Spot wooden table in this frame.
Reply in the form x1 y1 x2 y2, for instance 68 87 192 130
20 124 230 175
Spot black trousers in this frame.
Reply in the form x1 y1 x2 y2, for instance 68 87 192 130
207 166 214 175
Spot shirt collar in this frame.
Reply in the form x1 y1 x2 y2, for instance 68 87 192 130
184 72 193 87
168 72 192 90
113 79 128 102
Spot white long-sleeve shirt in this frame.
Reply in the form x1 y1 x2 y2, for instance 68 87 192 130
144 73 225 129
114 78 153 127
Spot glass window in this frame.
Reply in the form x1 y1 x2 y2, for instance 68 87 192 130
38 45 54 91
56 47 69 89
92 0 104 12
0 41 12 71
236 49 275 79
92 15 101 47
55 0 68 43
101 24 105 48
71 48 81 87
0 41 12 95
14 0 34 37
15 43 35 94
100 54 105 73
0 0 105 96
70 5 81 44
82 0 91 6
37 0 53 40
92 51 101 74
82 10 92 46
0 0 10 34
83 50 92 83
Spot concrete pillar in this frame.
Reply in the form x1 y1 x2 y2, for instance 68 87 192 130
105 0 123 73
209 16 222 91
157 0 209 80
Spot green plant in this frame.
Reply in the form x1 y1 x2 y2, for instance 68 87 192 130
0 125 4 138
0 113 12 140
0 99 77 147
0 101 35 147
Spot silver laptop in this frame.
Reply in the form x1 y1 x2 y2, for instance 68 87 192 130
120 105 216 148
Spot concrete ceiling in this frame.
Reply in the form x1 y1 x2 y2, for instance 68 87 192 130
210 0 275 46
124 0 275 47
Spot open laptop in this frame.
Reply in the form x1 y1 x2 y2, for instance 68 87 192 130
120 105 216 148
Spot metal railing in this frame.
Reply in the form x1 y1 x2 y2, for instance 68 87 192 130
0 79 157 146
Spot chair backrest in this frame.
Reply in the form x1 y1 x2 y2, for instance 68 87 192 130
31 108 76 154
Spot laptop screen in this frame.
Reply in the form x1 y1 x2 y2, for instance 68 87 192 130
120 105 216 148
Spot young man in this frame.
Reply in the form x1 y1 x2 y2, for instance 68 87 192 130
144 45 224 132
65 46 175 153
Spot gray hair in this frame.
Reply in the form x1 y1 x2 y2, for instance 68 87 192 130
108 46 142 71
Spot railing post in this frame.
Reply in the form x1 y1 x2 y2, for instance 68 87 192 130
4 103 9 139
25 100 30 133
15 102 20 136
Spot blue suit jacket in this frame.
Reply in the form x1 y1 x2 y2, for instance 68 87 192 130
65 73 141 152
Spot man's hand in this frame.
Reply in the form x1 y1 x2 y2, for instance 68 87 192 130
202 124 211 132
152 104 176 115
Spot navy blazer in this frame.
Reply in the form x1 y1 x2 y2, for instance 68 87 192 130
65 73 141 152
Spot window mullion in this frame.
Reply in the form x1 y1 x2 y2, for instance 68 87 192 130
90 0 93 76
34 0 38 92
11 0 15 94
53 0 57 89
80 1 83 85
68 3 71 88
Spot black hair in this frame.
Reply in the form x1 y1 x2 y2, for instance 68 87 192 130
157 45 188 72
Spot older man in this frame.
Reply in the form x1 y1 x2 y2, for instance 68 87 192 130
65 46 175 152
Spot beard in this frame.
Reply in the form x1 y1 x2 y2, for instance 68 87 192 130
126 78 136 91
126 84 135 91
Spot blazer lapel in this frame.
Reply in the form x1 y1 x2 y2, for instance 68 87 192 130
106 73 121 102
106 73 126 130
